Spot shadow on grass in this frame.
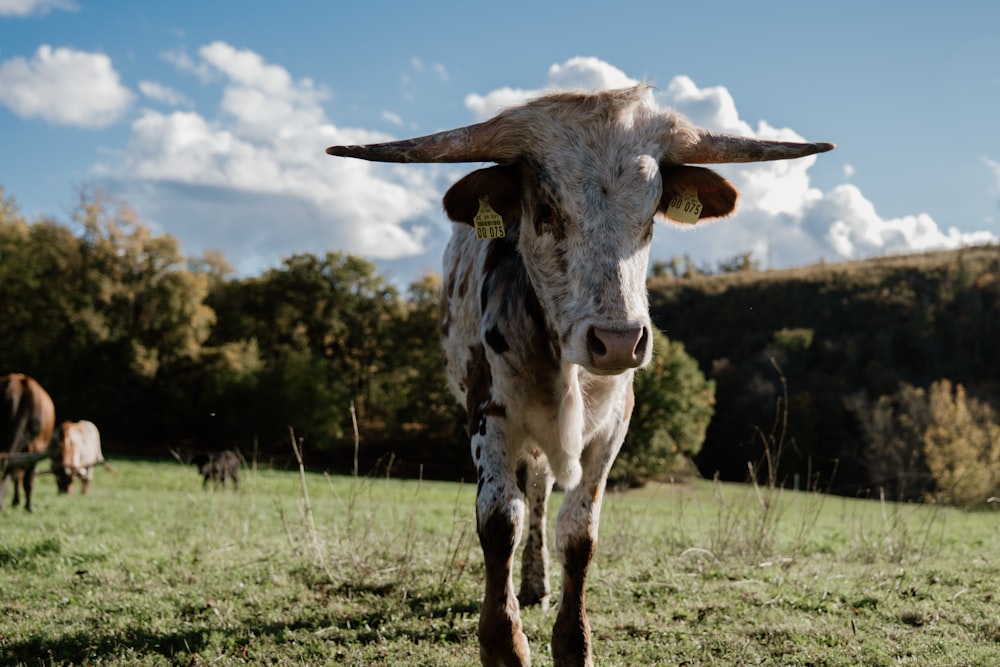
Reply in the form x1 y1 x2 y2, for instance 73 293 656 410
0 537 61 567
0 588 480 665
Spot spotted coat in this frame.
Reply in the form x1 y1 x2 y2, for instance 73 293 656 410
327 84 833 667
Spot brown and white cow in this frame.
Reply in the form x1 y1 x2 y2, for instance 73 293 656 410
0 373 56 512
327 84 833 666
53 420 114 495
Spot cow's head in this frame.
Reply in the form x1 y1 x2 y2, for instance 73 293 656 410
327 85 833 375
52 421 75 492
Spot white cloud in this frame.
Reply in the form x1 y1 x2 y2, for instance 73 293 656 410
808 185 994 259
986 157 1000 189
110 42 440 273
0 0 76 17
645 70 997 269
381 110 403 126
0 45 133 127
138 80 191 107
465 86 532 121
432 63 449 82
103 52 997 280
161 47 213 83
547 57 637 91
465 57 637 121
466 57 998 270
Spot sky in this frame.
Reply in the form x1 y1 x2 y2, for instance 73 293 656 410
1 1 999 287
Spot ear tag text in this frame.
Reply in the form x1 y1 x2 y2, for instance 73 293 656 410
666 187 703 224
474 198 506 239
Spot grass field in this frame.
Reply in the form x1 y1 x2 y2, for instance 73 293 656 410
1 456 998 666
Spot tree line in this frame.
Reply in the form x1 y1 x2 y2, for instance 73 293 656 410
8 184 995 506
650 246 1000 507
0 186 711 483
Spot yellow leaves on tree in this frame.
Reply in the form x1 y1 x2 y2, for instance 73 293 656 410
922 379 1000 508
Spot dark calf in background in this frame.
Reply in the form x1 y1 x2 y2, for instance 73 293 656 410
192 450 240 490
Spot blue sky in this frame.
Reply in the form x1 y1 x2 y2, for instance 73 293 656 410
1 0 998 285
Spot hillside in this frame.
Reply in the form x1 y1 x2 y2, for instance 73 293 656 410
648 244 1000 496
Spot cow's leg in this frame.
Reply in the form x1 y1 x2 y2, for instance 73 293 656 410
21 465 36 512
11 469 23 507
474 418 531 667
0 466 15 509
551 431 627 667
0 472 12 509
518 449 553 609
81 474 91 495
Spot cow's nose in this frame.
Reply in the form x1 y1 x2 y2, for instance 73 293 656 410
586 325 649 372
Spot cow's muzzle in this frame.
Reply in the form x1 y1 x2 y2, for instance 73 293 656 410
586 325 650 373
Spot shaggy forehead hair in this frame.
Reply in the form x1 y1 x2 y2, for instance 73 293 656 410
486 84 700 168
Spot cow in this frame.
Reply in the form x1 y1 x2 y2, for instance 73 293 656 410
52 420 115 495
326 84 834 666
191 450 240 490
0 373 56 512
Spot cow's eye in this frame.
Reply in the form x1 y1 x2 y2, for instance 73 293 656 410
536 202 562 234
641 218 654 243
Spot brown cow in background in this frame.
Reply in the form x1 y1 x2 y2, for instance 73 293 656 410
0 373 55 512
53 420 115 494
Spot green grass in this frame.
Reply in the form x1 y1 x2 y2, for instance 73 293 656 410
1 458 998 666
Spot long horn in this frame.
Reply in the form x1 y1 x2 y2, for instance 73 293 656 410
326 119 504 164
683 129 835 164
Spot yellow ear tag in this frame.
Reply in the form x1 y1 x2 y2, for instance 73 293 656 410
474 198 506 239
665 187 703 224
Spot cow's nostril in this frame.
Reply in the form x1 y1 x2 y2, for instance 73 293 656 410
634 326 649 359
587 326 648 371
586 327 607 357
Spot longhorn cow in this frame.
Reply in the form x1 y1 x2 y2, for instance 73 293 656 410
0 373 56 512
327 84 834 667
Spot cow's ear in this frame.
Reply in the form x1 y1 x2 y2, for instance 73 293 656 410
658 165 739 222
443 165 522 227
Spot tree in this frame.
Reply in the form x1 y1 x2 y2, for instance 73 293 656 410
846 383 933 501
923 380 1000 508
385 273 463 439
717 251 760 274
0 187 221 441
205 252 405 449
613 328 715 485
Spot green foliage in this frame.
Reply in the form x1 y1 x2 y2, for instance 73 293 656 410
0 189 218 433
649 244 1000 492
204 252 445 451
384 274 464 438
614 328 715 485
1 183 469 465
716 250 760 274
846 383 933 501
8 178 1000 501
771 327 814 353
849 379 1000 507
923 379 1000 508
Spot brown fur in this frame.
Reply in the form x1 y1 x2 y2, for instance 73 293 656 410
0 373 55 512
